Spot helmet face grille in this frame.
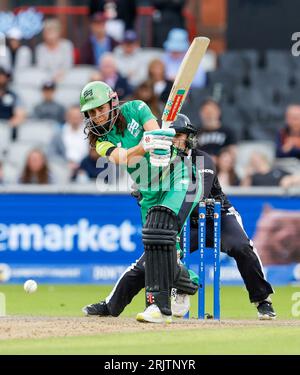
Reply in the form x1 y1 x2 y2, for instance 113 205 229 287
84 105 120 136
170 114 198 150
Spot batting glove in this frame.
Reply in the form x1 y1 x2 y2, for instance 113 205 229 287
142 129 175 152
149 148 171 167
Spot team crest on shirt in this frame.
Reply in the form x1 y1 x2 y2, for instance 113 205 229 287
127 119 141 137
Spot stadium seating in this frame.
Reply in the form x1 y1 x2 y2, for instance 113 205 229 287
0 122 10 157
14 67 49 88
265 50 293 74
17 120 58 146
220 104 246 141
2 160 19 183
54 87 82 108
274 157 300 174
14 87 43 116
49 160 71 184
2 45 299 187
58 66 95 89
139 48 164 65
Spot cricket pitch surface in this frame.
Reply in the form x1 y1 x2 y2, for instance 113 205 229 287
1 316 300 340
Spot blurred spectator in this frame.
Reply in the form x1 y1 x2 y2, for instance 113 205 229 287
48 106 88 176
216 148 240 187
280 174 300 188
33 81 65 124
72 148 99 182
276 105 300 159
163 28 206 88
79 12 118 66
0 67 26 141
131 80 162 118
0 28 32 73
20 149 53 184
36 18 74 82
254 204 300 266
196 99 237 159
152 0 186 48
91 53 132 100
241 152 290 187
0 161 3 184
148 58 173 103
114 30 147 87
72 148 116 184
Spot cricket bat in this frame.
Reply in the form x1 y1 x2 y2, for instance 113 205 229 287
161 36 210 129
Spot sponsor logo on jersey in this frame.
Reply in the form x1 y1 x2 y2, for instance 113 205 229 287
198 132 226 146
138 102 146 110
199 168 214 175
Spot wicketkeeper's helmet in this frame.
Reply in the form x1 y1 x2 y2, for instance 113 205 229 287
169 113 198 148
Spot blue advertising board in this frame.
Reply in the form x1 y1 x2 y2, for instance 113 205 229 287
0 193 300 285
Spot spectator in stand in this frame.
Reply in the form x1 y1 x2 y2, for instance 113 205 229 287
72 147 116 184
132 79 162 117
196 99 237 160
20 149 53 184
276 104 300 159
241 152 290 187
33 81 65 124
131 80 162 118
36 18 74 82
113 30 147 87
48 105 89 177
91 53 132 100
280 174 300 188
216 147 240 187
79 12 118 66
1 28 32 73
0 67 26 141
72 148 99 182
163 28 206 89
148 58 173 104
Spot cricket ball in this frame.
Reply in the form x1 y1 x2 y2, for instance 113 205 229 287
24 279 38 294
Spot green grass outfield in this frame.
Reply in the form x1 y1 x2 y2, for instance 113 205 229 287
0 284 300 354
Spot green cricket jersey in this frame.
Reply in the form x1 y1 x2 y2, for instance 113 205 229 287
96 100 154 157
96 100 158 190
95 100 202 224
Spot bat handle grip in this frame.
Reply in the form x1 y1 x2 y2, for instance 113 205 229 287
161 121 171 130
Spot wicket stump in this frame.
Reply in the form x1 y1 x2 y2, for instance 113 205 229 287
183 199 221 320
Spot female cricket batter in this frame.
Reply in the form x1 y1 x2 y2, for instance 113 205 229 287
79 81 201 323
82 113 276 321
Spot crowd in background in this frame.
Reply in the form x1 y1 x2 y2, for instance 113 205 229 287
0 2 300 188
